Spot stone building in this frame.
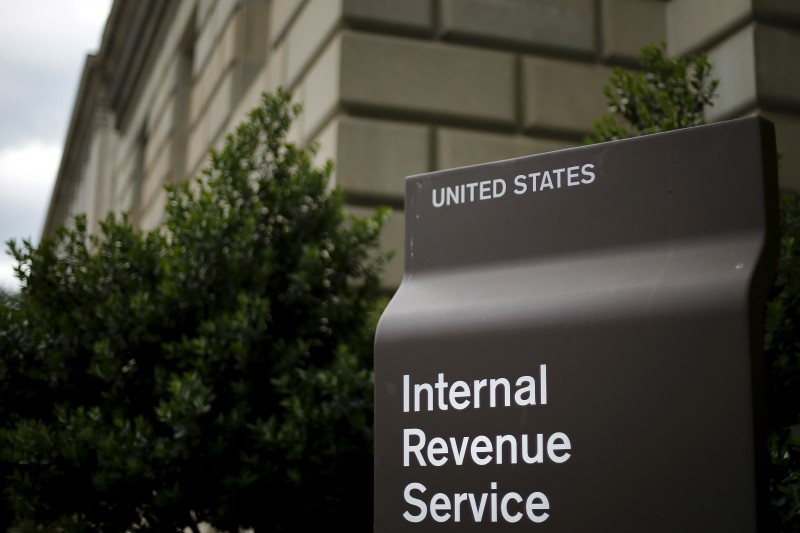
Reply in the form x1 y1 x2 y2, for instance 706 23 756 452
44 0 800 288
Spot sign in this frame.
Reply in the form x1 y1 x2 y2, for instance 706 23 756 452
373 118 778 531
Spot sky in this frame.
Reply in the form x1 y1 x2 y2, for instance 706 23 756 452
0 0 112 291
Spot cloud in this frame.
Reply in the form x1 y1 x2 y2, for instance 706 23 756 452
0 142 61 232
0 0 112 292
0 0 110 70
0 0 111 147
0 64 82 148
0 142 61 290
0 255 21 292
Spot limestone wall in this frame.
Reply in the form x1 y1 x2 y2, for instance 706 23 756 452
51 0 800 289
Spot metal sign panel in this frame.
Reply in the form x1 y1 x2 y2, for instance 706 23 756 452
374 118 778 531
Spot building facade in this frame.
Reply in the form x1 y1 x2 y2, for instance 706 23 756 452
44 0 800 288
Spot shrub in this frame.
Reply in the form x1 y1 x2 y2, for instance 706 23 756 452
0 89 389 532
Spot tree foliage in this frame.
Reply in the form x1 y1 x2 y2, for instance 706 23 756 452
0 89 389 532
588 41 800 532
586 41 718 144
766 191 800 532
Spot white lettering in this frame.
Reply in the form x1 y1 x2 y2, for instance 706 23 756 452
414 381 433 412
431 162 597 207
466 182 479 201
489 377 510 407
403 483 427 522
474 379 486 408
567 165 580 186
403 367 547 412
471 435 493 465
553 168 565 188
540 364 547 404
540 171 554 190
479 180 492 200
514 375 537 406
470 493 488 521
449 380 470 409
450 437 469 465
529 172 540 192
428 437 448 466
522 433 544 464
581 163 595 184
431 493 451 522
491 482 498 522
402 482 550 524
403 374 410 412
435 372 448 411
496 434 517 465
526 492 550 523
446 186 459 205
432 188 445 207
547 432 572 463
403 428 571 467
514 174 526 194
454 493 469 522
502 492 523 523
493 178 506 198
404 428 426 466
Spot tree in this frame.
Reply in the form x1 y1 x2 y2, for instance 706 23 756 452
0 88 390 532
587 41 800 532
586 41 718 144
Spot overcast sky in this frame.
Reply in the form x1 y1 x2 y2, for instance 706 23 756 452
0 0 112 290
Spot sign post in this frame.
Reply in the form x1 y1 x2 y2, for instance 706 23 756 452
374 117 779 531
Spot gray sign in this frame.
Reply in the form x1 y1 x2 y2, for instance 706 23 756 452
374 117 778 531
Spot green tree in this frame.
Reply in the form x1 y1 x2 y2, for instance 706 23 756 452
0 89 389 532
586 41 718 144
588 41 800 532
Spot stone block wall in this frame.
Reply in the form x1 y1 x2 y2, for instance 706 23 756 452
50 0 800 290
262 0 644 287
668 0 800 189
